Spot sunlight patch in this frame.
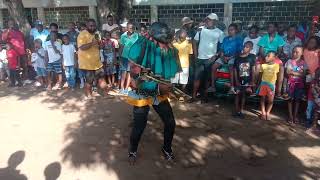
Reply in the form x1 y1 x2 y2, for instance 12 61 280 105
289 146 320 168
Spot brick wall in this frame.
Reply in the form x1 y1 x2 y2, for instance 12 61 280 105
44 6 89 29
158 4 224 28
131 5 151 26
232 1 312 29
2 8 38 28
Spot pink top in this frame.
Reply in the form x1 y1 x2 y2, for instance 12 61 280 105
303 49 320 74
2 29 26 56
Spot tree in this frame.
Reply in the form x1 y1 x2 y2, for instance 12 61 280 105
3 0 31 33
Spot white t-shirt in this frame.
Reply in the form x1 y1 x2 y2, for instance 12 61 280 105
62 44 76 66
31 48 46 69
194 27 224 59
0 49 7 63
102 23 119 32
243 36 261 55
44 41 62 63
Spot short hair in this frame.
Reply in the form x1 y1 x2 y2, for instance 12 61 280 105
249 25 259 32
140 24 147 30
107 14 113 19
244 41 253 47
229 23 238 30
127 22 134 27
62 34 69 38
34 38 43 45
49 23 58 29
288 24 297 30
306 36 320 48
268 22 278 28
87 19 96 23
265 50 277 57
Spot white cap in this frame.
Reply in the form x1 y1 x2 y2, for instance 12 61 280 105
120 21 128 28
206 13 219 21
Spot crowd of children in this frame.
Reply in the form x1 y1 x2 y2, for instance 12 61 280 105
0 14 320 135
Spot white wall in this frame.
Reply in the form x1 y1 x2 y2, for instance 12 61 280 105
0 0 97 9
133 0 306 5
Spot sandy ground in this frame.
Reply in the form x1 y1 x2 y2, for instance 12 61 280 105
0 83 320 180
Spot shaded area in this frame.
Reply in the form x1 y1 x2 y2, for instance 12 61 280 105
0 83 320 179
0 151 28 180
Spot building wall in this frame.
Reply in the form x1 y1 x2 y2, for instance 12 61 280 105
131 5 151 26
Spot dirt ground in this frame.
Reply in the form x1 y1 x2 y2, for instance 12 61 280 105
0 83 319 180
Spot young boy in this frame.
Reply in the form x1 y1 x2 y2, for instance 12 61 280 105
286 46 307 124
233 41 256 119
307 69 320 135
171 29 193 93
211 23 243 94
62 34 76 89
243 25 261 55
6 43 22 87
44 31 63 90
101 31 116 87
0 44 8 81
256 51 280 121
31 39 47 87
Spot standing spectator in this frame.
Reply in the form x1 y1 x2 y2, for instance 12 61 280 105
283 25 302 60
46 23 64 42
102 15 119 33
77 19 108 99
243 25 261 55
62 35 76 89
30 20 49 48
6 43 22 87
181 17 196 40
101 31 116 87
119 22 138 95
191 13 224 103
66 22 79 47
44 32 63 90
297 21 310 42
0 44 8 81
210 23 243 94
31 39 47 87
308 69 320 134
2 19 28 82
139 24 149 38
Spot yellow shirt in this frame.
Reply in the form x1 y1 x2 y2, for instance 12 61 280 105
261 63 279 84
77 30 103 70
173 40 193 68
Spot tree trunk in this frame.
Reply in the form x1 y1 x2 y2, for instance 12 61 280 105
3 0 31 34
96 0 113 28
118 0 133 22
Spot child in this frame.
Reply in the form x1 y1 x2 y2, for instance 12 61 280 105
308 69 320 135
62 34 76 89
233 41 256 119
44 31 63 90
31 39 47 87
286 46 307 124
243 25 261 55
256 51 280 121
304 36 320 124
210 23 243 94
101 31 116 87
6 43 22 87
171 29 193 94
111 31 121 90
0 44 8 81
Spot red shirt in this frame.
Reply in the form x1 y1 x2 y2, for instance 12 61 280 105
7 49 19 70
2 29 26 55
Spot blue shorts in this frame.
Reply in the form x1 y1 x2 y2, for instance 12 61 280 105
105 65 116 75
36 67 47 77
47 61 62 74
120 58 131 72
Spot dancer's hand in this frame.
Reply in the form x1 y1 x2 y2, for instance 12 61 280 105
159 83 172 95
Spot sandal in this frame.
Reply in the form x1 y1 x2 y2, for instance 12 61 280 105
128 152 137 165
162 148 175 161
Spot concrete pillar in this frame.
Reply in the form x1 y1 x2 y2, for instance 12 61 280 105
150 5 158 24
88 6 97 22
0 9 3 28
37 7 45 24
223 1 232 30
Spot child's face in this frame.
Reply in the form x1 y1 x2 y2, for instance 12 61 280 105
179 32 187 41
228 26 237 36
307 39 317 50
243 43 253 54
249 29 258 39
292 47 303 60
265 53 276 63
34 42 41 49
104 33 111 39
62 36 69 44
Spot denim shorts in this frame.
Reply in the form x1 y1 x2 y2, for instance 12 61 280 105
47 61 62 74
81 68 105 85
36 67 47 77
120 58 131 72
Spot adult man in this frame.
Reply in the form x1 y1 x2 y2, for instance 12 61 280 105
181 17 196 40
66 22 79 47
46 23 64 42
283 25 302 59
119 22 138 94
77 19 108 99
190 13 224 103
102 15 119 33
2 19 27 81
30 20 49 48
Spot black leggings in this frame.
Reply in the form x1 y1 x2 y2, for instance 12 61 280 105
129 100 176 153
9 69 22 86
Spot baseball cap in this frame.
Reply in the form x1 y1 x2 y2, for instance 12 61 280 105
206 13 219 21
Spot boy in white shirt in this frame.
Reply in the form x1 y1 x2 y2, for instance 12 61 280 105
62 34 76 89
243 25 261 56
44 31 63 90
31 39 47 87
0 44 8 81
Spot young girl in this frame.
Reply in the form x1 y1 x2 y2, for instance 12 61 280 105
31 39 47 87
171 29 193 95
304 36 320 125
233 41 256 119
256 51 280 120
286 46 307 124
6 43 22 87
308 69 320 135
101 31 116 87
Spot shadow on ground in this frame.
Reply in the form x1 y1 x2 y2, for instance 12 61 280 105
1 84 320 180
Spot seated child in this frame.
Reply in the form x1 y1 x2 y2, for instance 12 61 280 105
256 51 280 121
233 41 256 119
